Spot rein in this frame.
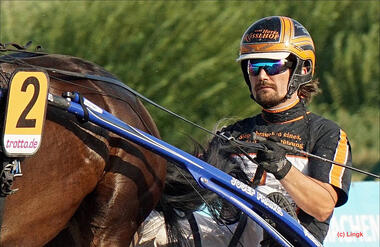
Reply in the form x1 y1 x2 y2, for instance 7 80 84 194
0 48 264 247
0 49 268 168
0 47 378 246
0 50 258 246
1 49 377 179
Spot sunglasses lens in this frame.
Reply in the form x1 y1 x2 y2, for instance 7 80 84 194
248 59 290 76
248 64 260 75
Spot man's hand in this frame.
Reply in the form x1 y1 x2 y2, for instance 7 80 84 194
255 136 292 180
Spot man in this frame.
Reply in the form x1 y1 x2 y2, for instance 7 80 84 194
215 15 352 244
135 16 352 247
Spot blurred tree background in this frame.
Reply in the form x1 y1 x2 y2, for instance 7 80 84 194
1 0 378 180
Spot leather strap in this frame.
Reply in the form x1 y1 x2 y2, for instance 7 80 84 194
228 213 248 247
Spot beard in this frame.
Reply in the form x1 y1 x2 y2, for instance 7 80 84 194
253 83 288 108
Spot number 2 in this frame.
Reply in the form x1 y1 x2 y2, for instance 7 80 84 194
16 77 40 128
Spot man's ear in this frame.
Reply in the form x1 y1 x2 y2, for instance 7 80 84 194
302 59 313 75
302 67 308 75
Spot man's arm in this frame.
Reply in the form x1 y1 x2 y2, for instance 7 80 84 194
254 136 341 221
280 166 338 222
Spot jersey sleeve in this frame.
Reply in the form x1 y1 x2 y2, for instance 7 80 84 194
308 120 352 207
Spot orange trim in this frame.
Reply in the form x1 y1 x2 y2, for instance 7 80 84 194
289 18 294 40
282 17 292 44
263 98 300 113
241 43 315 62
262 111 311 124
329 130 348 188
250 171 267 185
262 114 307 124
280 17 286 42
279 115 304 124
292 37 314 45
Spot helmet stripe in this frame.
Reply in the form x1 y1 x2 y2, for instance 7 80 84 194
283 17 293 44
292 37 315 47
280 17 286 42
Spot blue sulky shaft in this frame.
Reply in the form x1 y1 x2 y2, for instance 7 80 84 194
48 92 321 247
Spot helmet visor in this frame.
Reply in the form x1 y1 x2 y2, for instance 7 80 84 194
247 59 293 76
237 52 290 61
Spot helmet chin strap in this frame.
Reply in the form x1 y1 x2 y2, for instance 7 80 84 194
286 58 313 98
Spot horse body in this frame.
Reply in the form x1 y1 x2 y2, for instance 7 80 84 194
0 54 166 246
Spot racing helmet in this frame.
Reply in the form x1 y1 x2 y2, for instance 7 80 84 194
237 16 315 99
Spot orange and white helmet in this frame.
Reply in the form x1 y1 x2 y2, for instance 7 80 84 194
237 16 316 98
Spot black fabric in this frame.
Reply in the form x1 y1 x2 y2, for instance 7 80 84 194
298 210 330 244
261 101 306 124
214 101 352 242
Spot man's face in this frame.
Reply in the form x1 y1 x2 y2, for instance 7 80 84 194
248 60 291 108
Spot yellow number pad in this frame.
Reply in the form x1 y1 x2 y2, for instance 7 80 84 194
3 70 49 156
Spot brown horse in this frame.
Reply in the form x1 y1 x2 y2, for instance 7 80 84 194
0 52 166 246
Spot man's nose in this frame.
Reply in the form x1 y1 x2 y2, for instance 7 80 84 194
257 68 269 79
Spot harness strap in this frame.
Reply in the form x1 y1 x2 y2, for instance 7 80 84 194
78 94 89 123
228 213 248 247
62 92 89 123
187 212 202 247
252 166 265 187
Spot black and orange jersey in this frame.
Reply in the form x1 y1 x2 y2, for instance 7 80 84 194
217 99 352 243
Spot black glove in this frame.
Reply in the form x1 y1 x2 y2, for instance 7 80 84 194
255 136 292 180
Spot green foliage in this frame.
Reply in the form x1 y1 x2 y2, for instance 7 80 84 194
1 1 379 177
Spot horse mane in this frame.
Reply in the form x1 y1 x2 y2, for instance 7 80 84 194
158 136 252 245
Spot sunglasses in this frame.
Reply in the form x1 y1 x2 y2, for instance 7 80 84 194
247 59 293 76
